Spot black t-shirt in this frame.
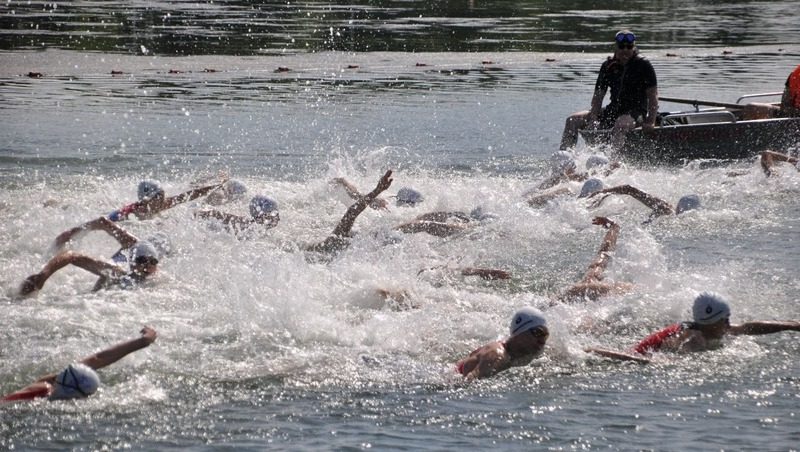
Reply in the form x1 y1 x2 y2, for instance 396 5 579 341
595 55 657 118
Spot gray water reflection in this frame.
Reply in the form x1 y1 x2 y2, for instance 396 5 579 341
1 0 799 54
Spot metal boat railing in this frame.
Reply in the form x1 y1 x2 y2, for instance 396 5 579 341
661 110 737 126
735 92 782 104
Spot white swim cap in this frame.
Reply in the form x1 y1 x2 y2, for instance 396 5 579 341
50 363 100 400
692 292 731 325
249 195 279 219
578 178 604 198
396 187 424 206
206 180 248 205
132 241 159 260
586 154 610 170
550 151 577 173
137 180 164 201
675 194 701 214
225 180 248 197
145 232 172 257
509 306 547 337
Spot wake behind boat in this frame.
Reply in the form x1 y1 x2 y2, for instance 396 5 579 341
579 94 800 164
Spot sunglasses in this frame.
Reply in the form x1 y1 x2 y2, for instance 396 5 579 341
615 32 636 43
134 256 159 266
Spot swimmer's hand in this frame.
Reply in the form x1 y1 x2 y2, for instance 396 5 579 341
18 273 46 298
140 326 158 345
375 170 393 193
592 216 615 228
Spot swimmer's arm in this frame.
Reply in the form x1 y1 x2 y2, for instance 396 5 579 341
460 267 512 280
593 185 673 216
53 217 139 250
331 170 393 237
728 321 800 336
194 209 246 226
581 217 619 283
164 182 226 209
526 188 571 207
395 221 466 238
584 347 650 364
331 177 389 211
79 326 158 371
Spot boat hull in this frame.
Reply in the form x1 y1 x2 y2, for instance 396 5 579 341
579 117 800 164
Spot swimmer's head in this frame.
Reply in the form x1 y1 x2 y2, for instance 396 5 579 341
578 178 605 198
130 241 159 274
49 363 100 400
249 195 280 225
509 306 548 337
586 154 610 171
396 187 424 207
206 179 248 205
550 151 577 174
692 292 731 325
137 180 165 202
145 232 172 258
675 194 701 214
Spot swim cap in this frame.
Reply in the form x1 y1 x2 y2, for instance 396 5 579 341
396 187 424 206
675 194 701 214
692 292 731 325
145 232 172 257
131 241 159 260
586 154 610 170
206 180 249 205
509 306 547 337
49 363 100 400
137 180 164 202
225 180 248 197
550 151 577 173
578 178 605 198
249 195 279 219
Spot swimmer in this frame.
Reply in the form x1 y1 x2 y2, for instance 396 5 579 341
195 195 279 234
588 184 701 222
108 179 226 221
304 170 393 254
1 326 157 403
558 216 632 303
50 214 169 270
455 307 549 380
330 177 390 211
203 179 248 206
537 151 589 191
585 292 800 363
394 207 496 238
18 241 160 296
760 150 799 177
526 177 605 207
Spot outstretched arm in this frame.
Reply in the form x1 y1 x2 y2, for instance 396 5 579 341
164 181 226 209
19 251 126 297
460 267 511 280
584 347 650 364
331 170 393 237
34 326 158 383
331 177 389 211
728 321 800 336
54 217 139 251
760 151 798 176
581 217 620 283
590 184 673 216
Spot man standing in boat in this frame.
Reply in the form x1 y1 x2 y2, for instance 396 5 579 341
560 30 659 150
